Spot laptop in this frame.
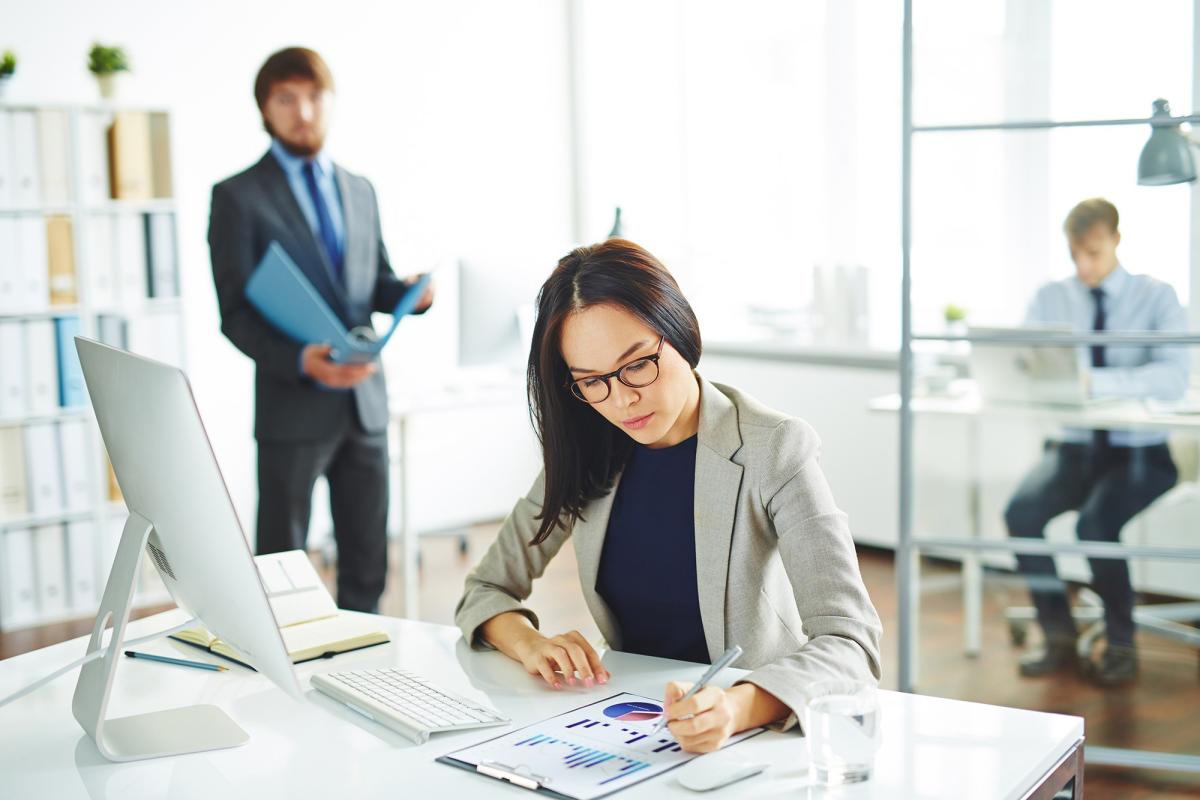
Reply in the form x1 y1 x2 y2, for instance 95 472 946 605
968 325 1109 408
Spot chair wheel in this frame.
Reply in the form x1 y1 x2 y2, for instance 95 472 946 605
1008 621 1028 647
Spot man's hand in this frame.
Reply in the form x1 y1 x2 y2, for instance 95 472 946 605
406 274 435 314
301 343 376 388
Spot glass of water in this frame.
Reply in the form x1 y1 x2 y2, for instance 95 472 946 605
803 679 881 785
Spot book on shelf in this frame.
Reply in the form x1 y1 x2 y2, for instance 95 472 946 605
0 426 28 519
9 111 41 208
108 111 153 201
0 321 25 418
33 524 68 619
79 111 112 207
23 319 59 415
113 212 148 302
58 418 91 512
54 316 85 408
1 528 38 628
24 421 64 516
144 212 179 297
46 215 77 306
149 112 173 199
0 112 13 207
66 520 98 613
171 550 390 667
105 455 122 503
36 110 71 207
85 214 117 309
0 219 17 312
16 215 49 311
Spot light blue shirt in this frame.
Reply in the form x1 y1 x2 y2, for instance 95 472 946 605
1025 265 1190 446
269 139 346 260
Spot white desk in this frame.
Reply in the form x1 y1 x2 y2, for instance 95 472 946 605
0 611 1083 799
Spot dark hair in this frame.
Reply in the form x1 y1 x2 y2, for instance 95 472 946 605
253 47 335 111
526 239 702 545
1064 197 1119 239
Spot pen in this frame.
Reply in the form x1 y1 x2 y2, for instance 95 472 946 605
124 650 228 672
651 644 743 735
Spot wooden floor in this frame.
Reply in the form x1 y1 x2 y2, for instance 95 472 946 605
4 528 1199 798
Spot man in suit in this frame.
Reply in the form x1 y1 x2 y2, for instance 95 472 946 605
208 47 432 612
1005 198 1187 685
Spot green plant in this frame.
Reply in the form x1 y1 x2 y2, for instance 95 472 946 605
943 303 967 324
88 43 129 76
0 50 15 78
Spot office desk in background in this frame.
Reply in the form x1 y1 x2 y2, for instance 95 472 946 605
0 610 1083 799
869 385 1200 657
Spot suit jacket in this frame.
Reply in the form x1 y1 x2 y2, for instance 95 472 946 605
208 151 414 442
455 377 883 731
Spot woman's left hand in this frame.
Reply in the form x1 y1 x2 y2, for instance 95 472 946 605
662 681 743 753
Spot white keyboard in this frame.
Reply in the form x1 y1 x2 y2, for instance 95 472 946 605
311 667 509 743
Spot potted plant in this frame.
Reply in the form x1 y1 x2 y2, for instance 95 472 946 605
88 43 129 100
0 51 15 99
943 303 968 333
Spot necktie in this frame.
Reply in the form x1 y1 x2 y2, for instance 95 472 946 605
1090 287 1108 450
302 161 343 282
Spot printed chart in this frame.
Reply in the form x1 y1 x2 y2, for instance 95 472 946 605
440 692 763 800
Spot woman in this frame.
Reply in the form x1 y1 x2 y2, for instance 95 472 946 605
455 239 881 752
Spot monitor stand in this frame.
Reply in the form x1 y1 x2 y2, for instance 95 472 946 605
71 511 250 761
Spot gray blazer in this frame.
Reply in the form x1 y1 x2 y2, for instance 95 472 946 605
455 377 883 731
208 152 416 442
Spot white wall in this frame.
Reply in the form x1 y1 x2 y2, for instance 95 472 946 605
1 1 575 533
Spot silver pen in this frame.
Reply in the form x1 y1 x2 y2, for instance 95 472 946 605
651 645 743 735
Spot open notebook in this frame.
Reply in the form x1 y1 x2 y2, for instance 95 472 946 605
171 550 390 667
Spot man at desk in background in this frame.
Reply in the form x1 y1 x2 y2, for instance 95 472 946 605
1005 198 1189 685
208 47 433 612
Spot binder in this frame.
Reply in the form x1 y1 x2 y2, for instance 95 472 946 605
54 316 85 407
66 520 98 613
79 111 112 206
0 218 18 312
246 241 432 363
23 421 64 515
0 426 28 519
46 215 78 306
113 212 148 303
0 321 25 419
144 212 178 297
149 112 173 199
84 215 117 309
96 313 129 349
1 528 38 627
23 319 60 416
36 109 72 207
108 111 153 200
58 418 92 511
0 111 14 208
33 524 68 618
10 110 41 208
16 215 49 311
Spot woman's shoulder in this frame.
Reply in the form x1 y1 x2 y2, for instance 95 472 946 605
707 381 822 474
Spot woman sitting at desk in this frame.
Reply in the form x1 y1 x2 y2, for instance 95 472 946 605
454 239 882 752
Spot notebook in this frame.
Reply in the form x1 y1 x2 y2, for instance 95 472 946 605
171 550 390 668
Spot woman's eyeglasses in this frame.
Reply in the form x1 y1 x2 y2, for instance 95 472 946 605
567 336 665 404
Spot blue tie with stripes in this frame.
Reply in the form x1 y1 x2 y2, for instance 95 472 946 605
302 161 343 282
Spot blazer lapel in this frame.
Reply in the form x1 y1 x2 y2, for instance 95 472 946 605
254 154 352 317
573 475 623 649
334 166 370 305
692 377 744 662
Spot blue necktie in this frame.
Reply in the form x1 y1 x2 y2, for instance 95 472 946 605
302 161 343 282
1091 287 1108 450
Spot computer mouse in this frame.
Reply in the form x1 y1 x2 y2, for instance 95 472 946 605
676 758 767 792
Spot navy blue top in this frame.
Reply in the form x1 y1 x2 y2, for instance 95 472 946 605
595 435 709 664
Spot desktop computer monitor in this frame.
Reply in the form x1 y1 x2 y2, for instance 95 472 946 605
73 337 301 760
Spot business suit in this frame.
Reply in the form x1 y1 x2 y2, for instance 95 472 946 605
208 150 416 611
456 377 883 731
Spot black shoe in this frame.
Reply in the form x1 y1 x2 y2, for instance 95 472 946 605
1018 639 1079 677
1089 645 1138 686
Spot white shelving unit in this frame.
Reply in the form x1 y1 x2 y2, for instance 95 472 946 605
0 102 185 630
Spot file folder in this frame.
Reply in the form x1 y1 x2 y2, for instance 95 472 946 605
245 241 431 364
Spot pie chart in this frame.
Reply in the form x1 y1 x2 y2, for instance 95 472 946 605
602 701 663 723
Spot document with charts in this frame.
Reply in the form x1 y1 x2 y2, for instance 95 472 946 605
437 692 764 799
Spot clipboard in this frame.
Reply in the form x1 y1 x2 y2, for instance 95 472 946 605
245 240 431 364
436 692 764 800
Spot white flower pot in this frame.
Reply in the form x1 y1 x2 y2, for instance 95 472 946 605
0 76 11 100
95 72 124 100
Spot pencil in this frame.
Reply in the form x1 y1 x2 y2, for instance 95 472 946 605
124 650 228 672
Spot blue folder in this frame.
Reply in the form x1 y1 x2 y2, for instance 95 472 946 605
55 315 85 407
245 241 431 364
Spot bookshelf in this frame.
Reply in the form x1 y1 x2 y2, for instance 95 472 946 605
0 103 185 630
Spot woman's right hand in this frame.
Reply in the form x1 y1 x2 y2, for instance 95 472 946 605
511 629 610 690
